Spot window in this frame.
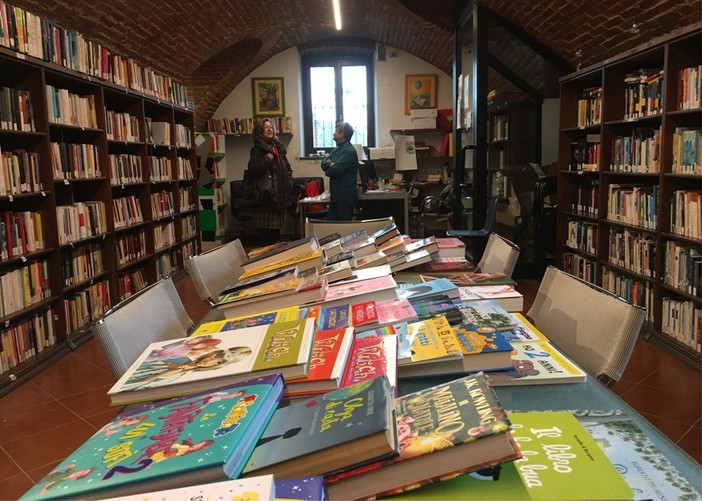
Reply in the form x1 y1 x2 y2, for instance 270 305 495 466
301 54 375 155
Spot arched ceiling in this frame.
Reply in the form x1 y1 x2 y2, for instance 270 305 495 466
11 0 701 128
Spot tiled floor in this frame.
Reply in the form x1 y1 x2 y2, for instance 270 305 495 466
0 275 699 499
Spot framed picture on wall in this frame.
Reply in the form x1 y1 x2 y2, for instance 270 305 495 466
252 77 285 117
404 74 437 115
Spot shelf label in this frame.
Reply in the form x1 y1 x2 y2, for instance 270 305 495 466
7 195 12 202
63 179 70 185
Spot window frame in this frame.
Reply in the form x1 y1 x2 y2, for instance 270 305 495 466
300 53 376 156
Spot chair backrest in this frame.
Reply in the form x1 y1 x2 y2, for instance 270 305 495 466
304 217 395 239
185 239 247 302
527 266 646 383
476 232 520 276
92 277 193 380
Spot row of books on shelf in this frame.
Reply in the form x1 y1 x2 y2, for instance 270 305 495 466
0 210 44 260
63 279 109 332
606 183 658 230
45 84 98 128
0 147 42 196
0 0 189 107
623 69 664 120
205 116 294 135
56 201 107 244
60 243 104 287
50 142 101 180
0 85 33 132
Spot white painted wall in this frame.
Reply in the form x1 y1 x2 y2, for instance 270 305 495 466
212 46 452 182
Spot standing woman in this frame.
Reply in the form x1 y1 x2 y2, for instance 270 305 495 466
248 118 294 243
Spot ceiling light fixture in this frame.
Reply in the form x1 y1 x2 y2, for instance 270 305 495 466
333 0 342 31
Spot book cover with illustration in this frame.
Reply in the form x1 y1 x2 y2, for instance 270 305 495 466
392 411 634 500
350 300 379 328
355 297 418 332
408 294 463 324
102 475 275 501
321 275 398 308
190 306 299 336
242 235 319 271
107 319 316 405
21 376 285 500
397 278 459 301
486 341 587 386
453 324 514 372
218 266 298 298
274 475 327 500
498 312 549 344
285 327 354 397
422 271 515 286
242 376 398 479
457 299 518 329
458 285 524 312
341 333 398 394
325 372 521 500
317 304 350 330
238 248 325 279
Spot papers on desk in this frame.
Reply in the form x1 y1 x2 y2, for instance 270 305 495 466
299 191 330 202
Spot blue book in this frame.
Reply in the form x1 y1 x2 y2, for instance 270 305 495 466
20 375 285 500
397 278 459 301
274 476 327 500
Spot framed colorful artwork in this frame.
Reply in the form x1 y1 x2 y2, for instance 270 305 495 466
404 74 438 115
252 77 285 117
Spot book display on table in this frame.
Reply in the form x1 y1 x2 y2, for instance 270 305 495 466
237 248 326 279
0 5 197 395
274 476 328 500
409 294 463 324
285 327 354 397
320 274 398 309
341 332 398 395
190 306 300 336
325 372 521 500
241 376 398 479
107 319 315 405
556 25 701 369
217 265 298 297
314 260 353 283
240 235 319 272
393 411 633 500
397 277 460 301
20 375 285 500
390 248 433 272
421 271 515 286
434 236 467 258
354 297 419 332
369 222 400 246
457 299 519 329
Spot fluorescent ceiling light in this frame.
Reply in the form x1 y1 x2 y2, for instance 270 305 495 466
333 0 342 30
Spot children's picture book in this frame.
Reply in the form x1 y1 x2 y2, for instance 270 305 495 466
274 475 327 501
218 265 298 298
190 306 299 336
452 324 514 372
238 248 325 279
107 319 316 405
400 315 462 366
391 411 634 501
397 277 460 301
321 275 398 309
101 475 276 501
20 376 285 500
241 376 398 479
317 304 350 330
355 297 418 333
216 275 327 319
486 341 587 386
325 372 521 500
498 312 549 344
457 299 518 329
458 284 524 312
409 294 463 324
285 327 354 397
241 235 319 272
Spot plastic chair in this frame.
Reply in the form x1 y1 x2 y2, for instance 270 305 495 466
475 232 520 277
184 239 247 303
92 278 193 380
527 266 646 384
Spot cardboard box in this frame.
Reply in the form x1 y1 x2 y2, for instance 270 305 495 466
410 108 438 118
368 147 395 159
410 117 437 129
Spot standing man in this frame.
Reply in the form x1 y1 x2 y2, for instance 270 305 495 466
321 122 358 220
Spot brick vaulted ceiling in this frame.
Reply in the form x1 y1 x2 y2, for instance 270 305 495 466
11 0 701 129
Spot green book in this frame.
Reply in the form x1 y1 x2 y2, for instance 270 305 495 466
395 411 634 500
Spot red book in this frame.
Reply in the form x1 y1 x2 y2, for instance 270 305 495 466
285 327 354 397
351 300 379 328
340 334 397 394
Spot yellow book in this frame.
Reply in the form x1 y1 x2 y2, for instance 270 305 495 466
401 315 462 364
191 306 299 336
238 248 324 280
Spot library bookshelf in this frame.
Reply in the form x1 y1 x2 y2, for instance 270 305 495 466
0 48 199 396
556 23 701 369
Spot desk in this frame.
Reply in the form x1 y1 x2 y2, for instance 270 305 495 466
358 190 409 234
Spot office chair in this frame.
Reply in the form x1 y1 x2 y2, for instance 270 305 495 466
184 239 247 303
230 180 254 236
475 232 520 277
527 266 646 384
445 195 501 262
92 277 194 380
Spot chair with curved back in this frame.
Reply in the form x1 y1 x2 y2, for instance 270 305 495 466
185 239 247 303
445 195 501 263
475 232 520 277
527 266 646 384
92 277 194 380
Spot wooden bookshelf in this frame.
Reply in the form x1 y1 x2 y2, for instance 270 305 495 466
556 23 702 369
0 48 199 396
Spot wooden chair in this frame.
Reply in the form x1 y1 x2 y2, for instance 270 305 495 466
304 216 395 240
527 266 646 384
475 232 520 277
92 278 193 380
184 239 247 303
